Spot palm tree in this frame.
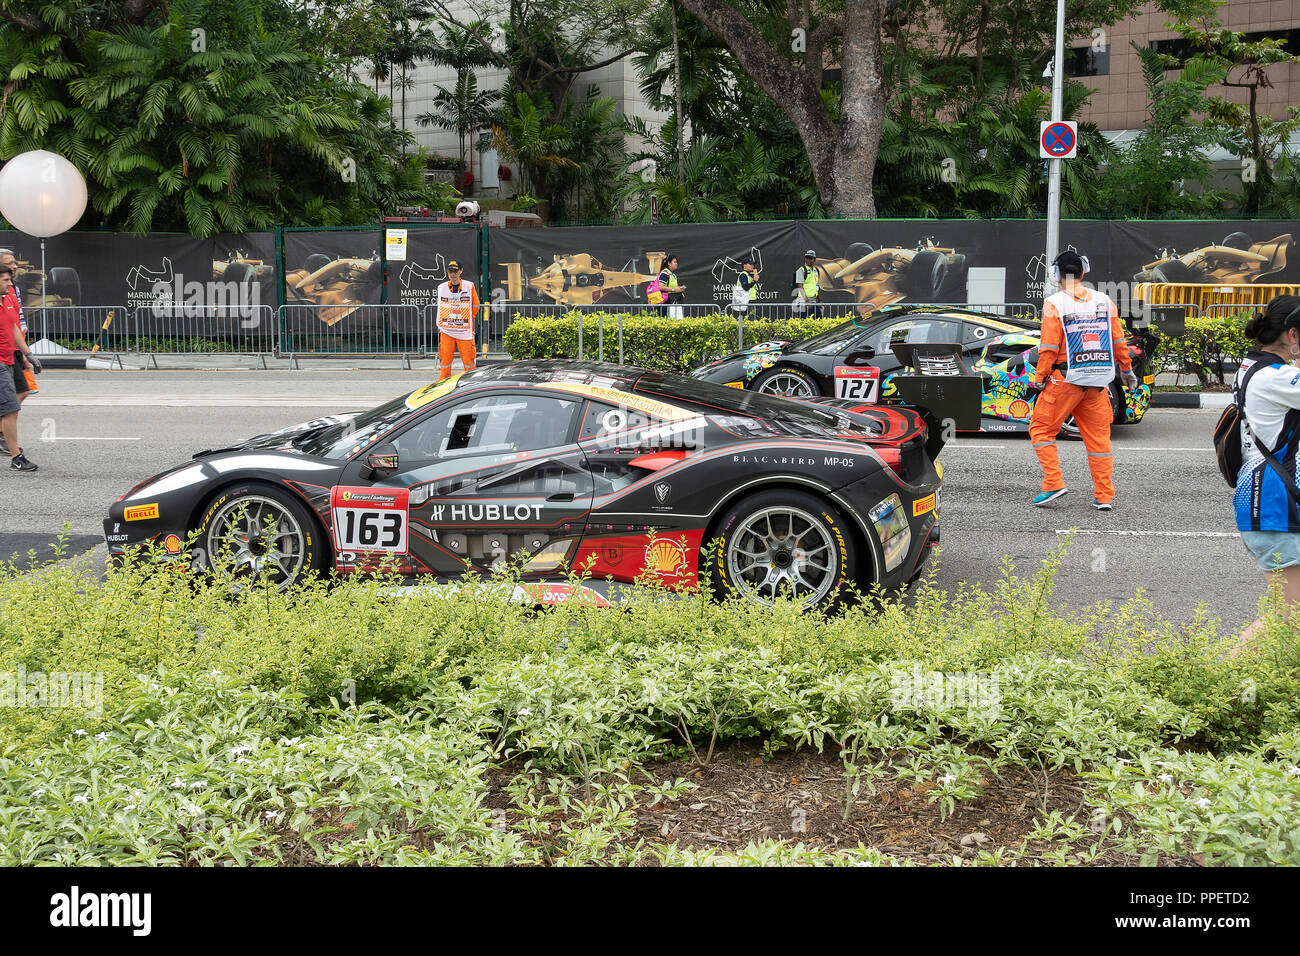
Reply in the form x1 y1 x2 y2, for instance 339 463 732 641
417 73 502 182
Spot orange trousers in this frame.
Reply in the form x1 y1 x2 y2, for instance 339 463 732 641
1027 380 1116 502
438 334 477 381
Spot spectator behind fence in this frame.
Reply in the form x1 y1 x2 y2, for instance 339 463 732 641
1228 294 1300 656
658 254 685 319
729 257 759 317
0 266 38 471
792 250 820 317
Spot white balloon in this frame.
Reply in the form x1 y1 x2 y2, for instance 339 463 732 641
0 150 88 237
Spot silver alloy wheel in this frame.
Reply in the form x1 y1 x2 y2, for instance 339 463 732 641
725 505 838 606
757 372 815 397
204 495 307 585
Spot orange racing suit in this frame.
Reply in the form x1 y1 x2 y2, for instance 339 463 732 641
1028 285 1133 504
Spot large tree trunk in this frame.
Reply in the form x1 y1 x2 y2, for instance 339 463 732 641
678 0 886 218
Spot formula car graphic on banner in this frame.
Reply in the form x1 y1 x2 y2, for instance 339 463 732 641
102 360 944 611
500 252 667 305
13 256 80 307
131 254 262 319
284 251 382 326
813 238 967 311
1132 232 1293 284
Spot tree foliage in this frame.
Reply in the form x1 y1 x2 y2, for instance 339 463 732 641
0 0 452 234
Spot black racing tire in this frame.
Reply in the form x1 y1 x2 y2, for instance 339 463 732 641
304 253 332 273
1151 260 1195 283
193 481 328 588
49 267 80 304
904 250 947 300
752 365 822 398
223 262 258 285
1222 231 1252 250
845 242 874 262
708 488 861 610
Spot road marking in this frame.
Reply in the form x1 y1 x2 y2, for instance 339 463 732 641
43 436 141 441
1055 529 1239 537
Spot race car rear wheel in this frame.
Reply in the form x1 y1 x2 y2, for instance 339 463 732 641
753 366 821 398
709 489 859 610
195 482 326 588
1223 232 1252 250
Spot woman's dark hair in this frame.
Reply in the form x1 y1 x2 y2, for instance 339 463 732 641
1245 294 1300 345
664 254 677 267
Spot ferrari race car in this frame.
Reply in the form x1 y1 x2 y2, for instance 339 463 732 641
104 361 943 610
690 306 1155 435
1133 232 1293 284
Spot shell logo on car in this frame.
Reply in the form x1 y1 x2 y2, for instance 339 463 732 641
645 538 687 577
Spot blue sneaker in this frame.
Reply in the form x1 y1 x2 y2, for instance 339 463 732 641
1033 487 1069 507
1093 499 1112 511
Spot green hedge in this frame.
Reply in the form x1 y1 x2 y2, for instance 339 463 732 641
1151 313 1251 386
504 309 1256 387
503 311 848 373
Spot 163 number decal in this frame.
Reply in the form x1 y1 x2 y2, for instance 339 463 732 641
331 487 410 553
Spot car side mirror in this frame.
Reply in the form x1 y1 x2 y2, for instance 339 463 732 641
362 443 399 479
845 348 875 365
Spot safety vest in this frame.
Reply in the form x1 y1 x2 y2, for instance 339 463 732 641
731 271 756 308
1045 288 1115 388
800 265 819 299
436 280 478 340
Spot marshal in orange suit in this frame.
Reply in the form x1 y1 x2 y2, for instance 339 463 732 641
1028 250 1138 511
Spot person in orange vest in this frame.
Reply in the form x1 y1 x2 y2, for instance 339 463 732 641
436 260 484 382
1028 250 1137 510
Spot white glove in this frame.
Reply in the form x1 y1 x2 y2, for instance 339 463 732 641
1121 370 1138 390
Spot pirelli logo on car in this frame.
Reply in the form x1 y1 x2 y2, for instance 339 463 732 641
912 494 936 517
124 503 160 522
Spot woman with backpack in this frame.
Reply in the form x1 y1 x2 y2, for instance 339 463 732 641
1226 294 1300 655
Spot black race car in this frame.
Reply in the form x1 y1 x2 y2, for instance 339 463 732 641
104 361 943 610
690 306 1156 435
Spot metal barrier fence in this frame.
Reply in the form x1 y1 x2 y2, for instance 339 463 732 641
26 299 1038 366
277 304 427 358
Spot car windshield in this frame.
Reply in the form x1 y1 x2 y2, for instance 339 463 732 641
291 393 419 459
793 318 872 356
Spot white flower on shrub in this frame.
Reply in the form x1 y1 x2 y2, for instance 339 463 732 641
33 788 45 798
939 774 956 786
1287 766 1300 777
95 732 109 742
170 778 187 789
517 708 533 717
1192 797 1211 809
72 794 89 805
73 729 88 737
264 810 284 823
1157 774 1173 784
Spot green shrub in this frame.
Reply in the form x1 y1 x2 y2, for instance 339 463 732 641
503 311 849 372
1149 312 1251 386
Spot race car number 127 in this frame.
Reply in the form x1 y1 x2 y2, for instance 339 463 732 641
330 486 410 553
833 366 880 402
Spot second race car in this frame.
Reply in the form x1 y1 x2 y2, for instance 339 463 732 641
690 305 1155 435
104 361 943 610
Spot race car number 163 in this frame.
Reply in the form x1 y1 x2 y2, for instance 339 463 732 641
330 486 410 553
833 366 880 402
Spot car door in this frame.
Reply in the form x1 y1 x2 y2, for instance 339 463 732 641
332 390 593 578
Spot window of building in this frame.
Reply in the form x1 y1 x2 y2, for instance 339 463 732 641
1065 45 1110 77
1150 29 1300 65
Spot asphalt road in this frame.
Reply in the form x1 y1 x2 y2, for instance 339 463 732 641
0 369 1258 633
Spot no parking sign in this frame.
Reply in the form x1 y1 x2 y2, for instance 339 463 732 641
1040 121 1078 159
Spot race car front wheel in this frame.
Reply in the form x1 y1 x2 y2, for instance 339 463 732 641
709 489 859 610
195 482 326 588
753 366 821 398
